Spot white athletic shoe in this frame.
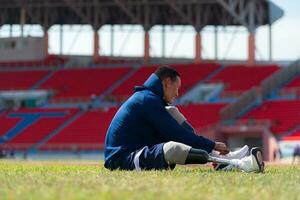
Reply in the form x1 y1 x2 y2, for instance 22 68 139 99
212 145 249 170
230 147 265 173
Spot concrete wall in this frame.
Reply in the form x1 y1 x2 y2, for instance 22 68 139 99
215 123 278 161
0 37 45 61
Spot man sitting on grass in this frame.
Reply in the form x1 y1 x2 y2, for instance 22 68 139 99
104 66 264 172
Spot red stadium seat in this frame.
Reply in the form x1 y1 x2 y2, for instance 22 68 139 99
39 67 132 100
111 63 220 98
41 107 118 150
178 103 226 132
209 65 279 96
242 100 300 135
0 108 78 150
0 70 49 90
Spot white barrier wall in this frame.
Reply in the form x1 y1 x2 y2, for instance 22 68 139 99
0 37 45 61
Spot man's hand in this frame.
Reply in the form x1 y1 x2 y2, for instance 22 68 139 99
214 142 230 155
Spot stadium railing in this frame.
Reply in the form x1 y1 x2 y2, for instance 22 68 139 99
220 87 258 121
220 60 300 121
261 60 300 98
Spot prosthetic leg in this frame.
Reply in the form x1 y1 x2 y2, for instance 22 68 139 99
163 141 264 173
185 147 264 173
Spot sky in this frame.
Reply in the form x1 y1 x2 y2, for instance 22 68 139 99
0 0 299 61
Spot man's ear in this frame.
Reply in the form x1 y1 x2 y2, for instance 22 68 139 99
164 77 172 88
161 78 168 88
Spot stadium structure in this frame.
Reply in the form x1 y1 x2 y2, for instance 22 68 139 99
0 0 298 161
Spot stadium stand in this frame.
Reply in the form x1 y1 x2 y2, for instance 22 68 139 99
0 112 22 138
208 64 279 96
0 103 226 151
0 70 49 90
172 63 220 95
110 65 157 98
280 74 300 97
178 103 226 132
242 100 300 135
0 62 297 154
0 108 78 150
40 107 118 150
111 63 220 98
38 67 132 101
285 74 300 89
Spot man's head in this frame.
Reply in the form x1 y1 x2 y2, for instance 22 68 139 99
155 66 181 104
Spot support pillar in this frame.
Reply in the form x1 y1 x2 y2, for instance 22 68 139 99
214 26 218 60
20 7 26 37
194 31 202 63
269 24 272 61
248 32 255 65
162 26 165 58
60 25 63 55
9 25 13 37
144 31 150 64
93 30 100 63
44 30 49 57
110 25 114 57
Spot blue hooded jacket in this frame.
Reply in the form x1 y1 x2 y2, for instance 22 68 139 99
104 73 215 167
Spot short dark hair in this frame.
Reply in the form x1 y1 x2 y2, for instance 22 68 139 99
154 66 180 82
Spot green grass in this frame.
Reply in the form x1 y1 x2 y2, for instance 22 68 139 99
0 160 299 200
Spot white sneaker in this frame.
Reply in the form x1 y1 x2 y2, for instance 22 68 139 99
230 147 265 173
212 145 249 170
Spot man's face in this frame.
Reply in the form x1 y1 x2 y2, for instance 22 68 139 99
162 76 181 104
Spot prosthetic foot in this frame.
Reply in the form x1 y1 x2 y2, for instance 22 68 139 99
212 145 249 170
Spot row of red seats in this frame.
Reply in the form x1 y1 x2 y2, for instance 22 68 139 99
0 63 281 101
178 103 226 132
0 70 49 90
0 108 78 150
39 67 131 100
111 62 220 98
242 100 300 135
41 107 118 150
0 63 220 101
208 64 279 96
0 104 225 150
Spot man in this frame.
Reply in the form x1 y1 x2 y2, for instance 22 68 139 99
293 144 300 163
104 66 264 172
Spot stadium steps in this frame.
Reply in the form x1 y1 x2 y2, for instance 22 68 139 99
208 65 279 96
31 69 59 90
38 67 132 100
201 65 225 83
40 107 119 150
241 100 300 135
0 114 48 144
236 62 300 120
0 70 50 90
29 109 85 151
98 65 140 99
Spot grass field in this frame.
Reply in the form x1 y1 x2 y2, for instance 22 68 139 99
0 160 299 200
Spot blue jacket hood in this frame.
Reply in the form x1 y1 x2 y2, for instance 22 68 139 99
134 73 164 98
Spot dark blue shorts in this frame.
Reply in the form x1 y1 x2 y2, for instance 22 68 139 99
105 143 176 171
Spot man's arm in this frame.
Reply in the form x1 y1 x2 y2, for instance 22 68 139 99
165 105 229 155
143 95 215 152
